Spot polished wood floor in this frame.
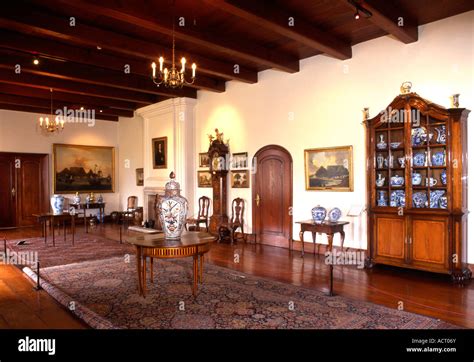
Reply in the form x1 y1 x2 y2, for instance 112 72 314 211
1 224 473 329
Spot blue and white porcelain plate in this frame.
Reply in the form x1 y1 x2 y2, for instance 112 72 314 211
327 207 342 222
412 192 428 208
411 127 427 146
430 190 445 208
431 151 445 166
390 190 405 207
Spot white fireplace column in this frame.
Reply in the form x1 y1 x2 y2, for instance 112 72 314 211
137 98 196 220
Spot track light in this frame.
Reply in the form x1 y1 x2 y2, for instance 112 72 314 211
33 57 40 65
348 0 372 19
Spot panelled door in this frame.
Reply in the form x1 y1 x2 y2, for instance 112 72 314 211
373 213 407 265
0 153 49 227
0 154 15 227
253 145 292 248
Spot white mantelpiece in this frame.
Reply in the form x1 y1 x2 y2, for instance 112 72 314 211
136 98 196 217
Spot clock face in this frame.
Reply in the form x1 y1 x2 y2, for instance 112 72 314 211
161 199 181 233
212 155 225 171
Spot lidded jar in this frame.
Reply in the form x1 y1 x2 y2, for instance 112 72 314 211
158 172 188 239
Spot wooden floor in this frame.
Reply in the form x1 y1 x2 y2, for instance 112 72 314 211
1 224 473 329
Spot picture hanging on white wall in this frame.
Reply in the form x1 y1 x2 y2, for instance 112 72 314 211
231 152 248 169
231 170 249 188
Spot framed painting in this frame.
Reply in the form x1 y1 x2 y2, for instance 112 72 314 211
136 168 144 186
231 152 248 169
304 146 353 191
231 170 249 188
199 152 210 168
53 144 115 193
152 137 167 169
197 171 212 188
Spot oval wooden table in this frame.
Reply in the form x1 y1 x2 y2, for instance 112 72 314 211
125 231 216 297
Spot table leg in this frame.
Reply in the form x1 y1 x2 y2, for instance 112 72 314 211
340 230 346 251
63 220 66 242
72 216 75 246
84 210 88 233
327 233 334 252
150 257 154 283
43 220 47 244
312 232 316 255
136 246 143 296
199 254 203 284
329 264 334 296
142 256 147 297
119 220 122 243
52 219 56 247
193 255 198 296
299 230 304 257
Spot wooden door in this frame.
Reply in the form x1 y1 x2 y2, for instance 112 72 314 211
373 214 407 265
0 154 15 227
253 145 292 248
410 216 449 273
16 154 49 226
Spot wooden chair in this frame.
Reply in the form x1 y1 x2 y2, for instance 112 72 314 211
186 196 210 232
218 198 245 244
123 196 138 225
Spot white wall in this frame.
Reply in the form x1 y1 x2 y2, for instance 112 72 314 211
0 109 121 213
194 11 474 261
118 114 144 209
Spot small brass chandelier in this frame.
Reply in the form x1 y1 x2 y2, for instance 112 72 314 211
38 88 64 134
151 20 196 88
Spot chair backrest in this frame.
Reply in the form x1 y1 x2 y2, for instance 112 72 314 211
230 198 244 225
127 196 138 210
197 196 211 219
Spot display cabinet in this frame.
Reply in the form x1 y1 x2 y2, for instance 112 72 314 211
365 85 471 282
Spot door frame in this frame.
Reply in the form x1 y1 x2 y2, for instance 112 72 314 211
252 144 293 246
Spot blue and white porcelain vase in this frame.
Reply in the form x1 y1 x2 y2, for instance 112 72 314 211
441 170 447 185
158 172 188 239
73 192 81 204
50 195 65 215
311 205 326 223
327 207 342 223
97 194 104 203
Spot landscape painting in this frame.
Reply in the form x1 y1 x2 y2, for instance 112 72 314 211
53 144 115 193
231 170 249 188
197 171 212 188
305 146 353 191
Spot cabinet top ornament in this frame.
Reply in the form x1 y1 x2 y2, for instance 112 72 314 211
400 81 412 94
208 128 229 146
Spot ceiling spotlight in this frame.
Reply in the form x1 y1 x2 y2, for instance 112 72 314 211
348 0 372 19
354 10 360 20
99 109 103 113
80 106 84 111
33 57 40 65
96 45 102 50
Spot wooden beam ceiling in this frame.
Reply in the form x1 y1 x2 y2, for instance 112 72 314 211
0 8 258 83
56 0 300 73
206 0 352 60
0 102 118 122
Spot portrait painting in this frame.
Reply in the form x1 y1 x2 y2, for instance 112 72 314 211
197 171 212 188
152 137 167 169
199 152 210 168
53 144 115 193
231 170 249 188
304 146 353 191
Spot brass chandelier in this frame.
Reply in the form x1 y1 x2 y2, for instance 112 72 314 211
151 21 196 88
38 88 64 134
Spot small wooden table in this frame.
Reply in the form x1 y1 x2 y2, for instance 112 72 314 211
125 231 216 297
70 202 105 233
295 220 349 257
33 212 76 246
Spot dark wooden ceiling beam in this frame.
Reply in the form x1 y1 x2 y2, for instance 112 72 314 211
0 102 118 122
0 69 159 105
0 9 257 83
0 93 134 117
0 30 225 93
0 50 197 99
55 0 300 73
207 0 352 60
357 0 418 43
0 83 138 111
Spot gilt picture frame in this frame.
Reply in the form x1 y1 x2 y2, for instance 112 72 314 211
231 170 249 188
304 146 353 191
199 152 210 168
53 143 115 193
197 171 212 188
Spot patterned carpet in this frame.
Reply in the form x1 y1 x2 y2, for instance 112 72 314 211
7 233 133 267
23 255 458 330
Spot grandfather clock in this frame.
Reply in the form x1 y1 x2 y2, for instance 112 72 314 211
208 129 229 234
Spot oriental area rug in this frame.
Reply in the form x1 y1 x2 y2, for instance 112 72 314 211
21 254 458 330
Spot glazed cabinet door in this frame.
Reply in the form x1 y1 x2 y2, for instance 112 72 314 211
409 216 450 273
373 214 407 265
